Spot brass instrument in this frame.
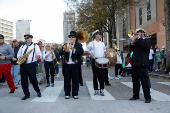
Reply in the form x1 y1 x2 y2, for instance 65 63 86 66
76 30 88 43
51 47 60 65
64 30 88 52
17 45 35 65
128 30 151 38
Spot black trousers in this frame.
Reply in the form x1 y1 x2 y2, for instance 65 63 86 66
79 65 83 85
132 67 151 100
115 64 123 77
64 64 79 96
149 59 153 72
44 61 55 84
20 62 40 96
92 59 105 90
105 68 109 84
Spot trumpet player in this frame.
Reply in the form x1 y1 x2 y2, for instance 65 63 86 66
129 28 151 103
59 31 84 99
17 34 42 100
43 44 55 87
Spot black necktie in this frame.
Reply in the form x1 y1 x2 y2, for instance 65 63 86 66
23 43 33 55
23 46 28 55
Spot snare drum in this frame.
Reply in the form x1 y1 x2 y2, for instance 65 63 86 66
95 58 110 68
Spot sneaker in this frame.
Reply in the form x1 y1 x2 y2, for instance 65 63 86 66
51 83 54 87
56 74 59 78
115 77 119 79
118 75 122 79
94 90 99 95
2 82 5 86
100 89 104 96
65 96 70 99
46 84 50 87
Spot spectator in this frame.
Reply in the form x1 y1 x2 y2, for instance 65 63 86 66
154 49 162 71
153 44 158 71
11 39 20 89
0 34 15 94
86 56 91 69
149 46 154 72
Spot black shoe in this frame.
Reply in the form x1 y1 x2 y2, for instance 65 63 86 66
21 95 30 100
9 90 15 94
129 97 139 100
37 92 42 97
145 99 151 103
80 83 84 86
105 83 111 86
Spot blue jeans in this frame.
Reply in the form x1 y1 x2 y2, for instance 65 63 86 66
11 65 20 87
36 62 38 73
55 64 59 74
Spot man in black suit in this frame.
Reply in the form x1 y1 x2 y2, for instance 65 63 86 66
129 28 151 103
60 31 84 99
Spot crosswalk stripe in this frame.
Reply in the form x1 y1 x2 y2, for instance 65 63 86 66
121 82 170 101
31 81 64 102
158 82 170 86
86 81 115 100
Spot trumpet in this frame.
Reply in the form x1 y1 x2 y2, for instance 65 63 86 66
128 30 152 38
51 48 60 65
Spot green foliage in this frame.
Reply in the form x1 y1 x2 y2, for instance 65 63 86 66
64 0 144 48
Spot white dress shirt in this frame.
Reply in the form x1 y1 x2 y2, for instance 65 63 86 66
149 49 154 60
116 52 122 64
43 50 55 62
67 43 76 64
86 39 105 58
17 43 42 64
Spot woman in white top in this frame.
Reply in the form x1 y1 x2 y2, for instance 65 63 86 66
43 44 55 87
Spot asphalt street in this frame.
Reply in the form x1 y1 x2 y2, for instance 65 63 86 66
0 64 170 113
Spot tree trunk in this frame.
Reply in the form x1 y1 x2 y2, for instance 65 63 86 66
165 0 170 73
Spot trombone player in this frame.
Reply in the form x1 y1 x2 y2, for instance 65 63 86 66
129 28 151 103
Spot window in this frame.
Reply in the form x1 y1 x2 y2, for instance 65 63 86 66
147 0 151 21
139 8 142 25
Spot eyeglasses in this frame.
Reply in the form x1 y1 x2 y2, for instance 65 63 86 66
69 36 75 38
0 38 4 39
24 37 29 39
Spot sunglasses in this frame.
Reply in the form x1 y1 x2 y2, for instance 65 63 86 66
69 36 75 38
0 38 4 39
24 37 29 39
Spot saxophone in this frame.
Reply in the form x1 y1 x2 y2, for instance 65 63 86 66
17 45 35 65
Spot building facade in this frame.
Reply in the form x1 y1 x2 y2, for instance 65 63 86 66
16 20 31 41
0 18 13 44
63 11 75 43
116 0 165 51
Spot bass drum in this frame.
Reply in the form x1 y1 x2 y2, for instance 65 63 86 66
106 48 117 67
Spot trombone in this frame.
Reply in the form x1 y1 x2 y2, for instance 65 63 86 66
128 30 152 38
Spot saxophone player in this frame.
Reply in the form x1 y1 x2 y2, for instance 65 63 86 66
17 34 42 100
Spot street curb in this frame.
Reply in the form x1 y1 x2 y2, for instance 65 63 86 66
149 73 170 80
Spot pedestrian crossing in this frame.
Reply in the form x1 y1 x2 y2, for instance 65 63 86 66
121 82 170 101
31 81 170 102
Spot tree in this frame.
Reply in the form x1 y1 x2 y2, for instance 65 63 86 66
164 0 170 73
64 0 144 48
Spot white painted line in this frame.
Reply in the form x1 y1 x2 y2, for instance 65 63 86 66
158 82 170 86
32 81 64 102
86 81 115 100
121 82 170 101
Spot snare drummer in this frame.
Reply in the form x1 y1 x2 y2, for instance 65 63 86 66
85 30 107 96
